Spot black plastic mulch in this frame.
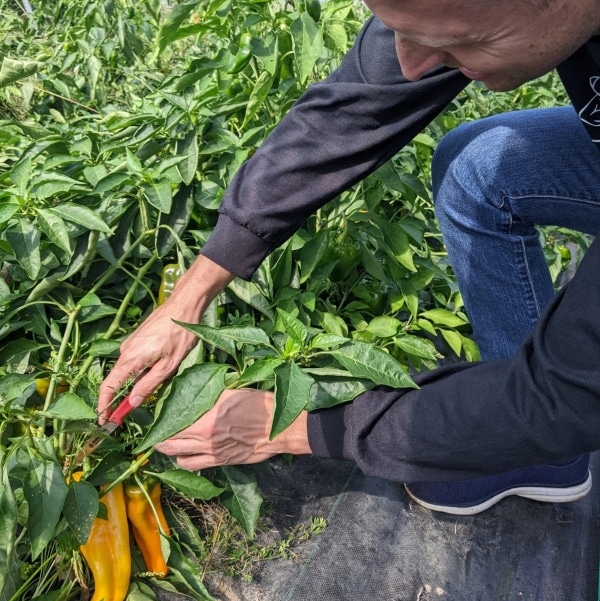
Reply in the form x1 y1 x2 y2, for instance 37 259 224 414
156 452 600 601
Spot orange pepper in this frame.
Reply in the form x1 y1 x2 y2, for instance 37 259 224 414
124 475 170 577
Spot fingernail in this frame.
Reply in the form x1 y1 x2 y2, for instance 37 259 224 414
130 395 145 408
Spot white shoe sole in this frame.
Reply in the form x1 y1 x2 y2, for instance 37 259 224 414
404 471 592 516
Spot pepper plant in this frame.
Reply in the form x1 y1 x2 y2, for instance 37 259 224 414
0 0 579 599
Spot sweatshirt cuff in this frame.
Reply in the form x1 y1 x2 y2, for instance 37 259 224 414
307 404 348 460
200 214 275 280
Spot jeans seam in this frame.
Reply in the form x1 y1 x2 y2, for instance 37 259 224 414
517 236 543 318
503 195 544 319
506 193 600 207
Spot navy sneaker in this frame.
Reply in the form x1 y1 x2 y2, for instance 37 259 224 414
404 454 592 515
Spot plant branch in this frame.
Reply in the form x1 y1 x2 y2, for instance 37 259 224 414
99 449 155 497
36 86 101 114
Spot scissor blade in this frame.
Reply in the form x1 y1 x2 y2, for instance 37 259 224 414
70 395 135 468
73 422 118 467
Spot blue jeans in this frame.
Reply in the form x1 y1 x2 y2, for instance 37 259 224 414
432 106 600 361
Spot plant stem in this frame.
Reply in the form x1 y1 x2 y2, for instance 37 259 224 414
100 449 155 497
139 193 151 232
43 307 78 412
8 554 56 601
36 86 100 114
105 255 158 339
133 471 169 535
87 229 156 298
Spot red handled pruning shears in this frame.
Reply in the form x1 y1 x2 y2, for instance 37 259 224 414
73 395 136 466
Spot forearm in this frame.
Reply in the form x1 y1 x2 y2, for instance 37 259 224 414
202 18 468 279
166 254 235 318
308 235 600 482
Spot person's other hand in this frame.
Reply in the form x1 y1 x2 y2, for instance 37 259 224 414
98 256 234 423
153 389 311 470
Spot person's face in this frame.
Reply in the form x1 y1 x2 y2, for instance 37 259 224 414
364 0 600 91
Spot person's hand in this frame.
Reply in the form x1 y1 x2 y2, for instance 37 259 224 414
153 389 311 470
98 256 234 423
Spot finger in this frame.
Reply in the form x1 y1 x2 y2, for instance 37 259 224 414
176 454 215 471
154 438 207 456
98 369 134 424
98 357 152 423
126 356 182 408
97 387 116 425
98 352 176 423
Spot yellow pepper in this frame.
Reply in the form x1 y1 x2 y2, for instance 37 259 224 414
124 475 170 577
35 362 69 400
35 376 69 399
72 473 131 601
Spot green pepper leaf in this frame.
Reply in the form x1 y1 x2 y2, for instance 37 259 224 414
152 469 224 500
394 335 439 361
233 357 284 386
306 376 372 411
0 58 43 88
176 131 199 186
272 361 314 439
291 13 324 84
420 308 469 328
365 316 401 338
163 536 216 600
174 322 273 356
42 393 97 421
276 307 309 346
329 341 417 389
0 463 18 595
155 1 202 56
135 363 228 452
5 219 41 279
218 466 262 539
36 208 71 254
47 203 112 234
64 479 99 545
24 458 69 560
142 178 173 213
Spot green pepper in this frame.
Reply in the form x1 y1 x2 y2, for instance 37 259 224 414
557 244 571 267
353 280 388 315
305 0 321 22
158 264 183 306
191 209 219 229
322 232 361 282
217 303 229 320
224 80 244 98
228 33 253 75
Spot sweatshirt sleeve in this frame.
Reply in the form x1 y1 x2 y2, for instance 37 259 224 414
307 234 600 483
200 17 468 279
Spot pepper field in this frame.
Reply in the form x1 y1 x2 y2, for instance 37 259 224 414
0 1 583 600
